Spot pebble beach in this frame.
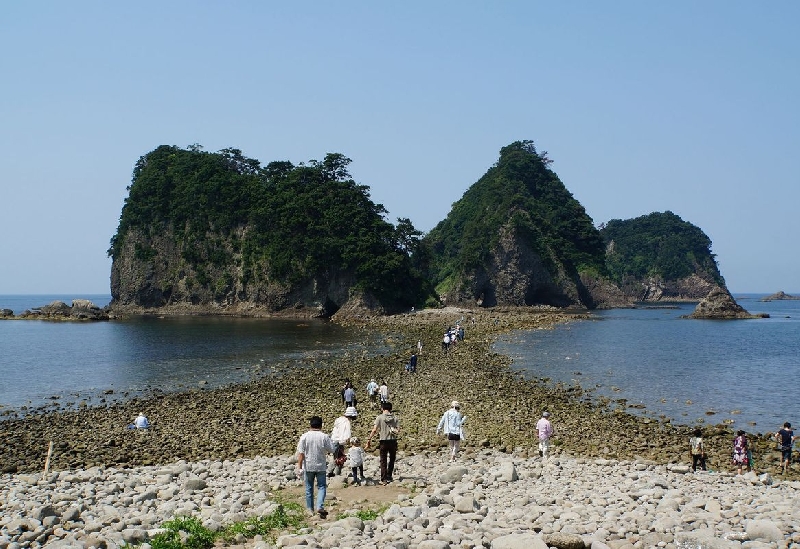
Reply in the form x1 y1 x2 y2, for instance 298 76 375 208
2 307 799 548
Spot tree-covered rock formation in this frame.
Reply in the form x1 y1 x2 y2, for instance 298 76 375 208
600 211 725 301
108 145 431 316
422 141 621 308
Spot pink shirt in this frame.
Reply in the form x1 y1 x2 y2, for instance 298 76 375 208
536 417 553 440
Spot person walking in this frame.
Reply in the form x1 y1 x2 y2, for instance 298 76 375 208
296 415 335 518
343 382 356 409
689 428 707 472
379 380 389 404
436 400 467 462
732 430 749 475
366 378 379 408
347 437 366 485
776 422 796 474
327 406 357 477
536 411 554 459
408 352 418 373
365 401 399 484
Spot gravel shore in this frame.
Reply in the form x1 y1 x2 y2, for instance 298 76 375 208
2 306 798 548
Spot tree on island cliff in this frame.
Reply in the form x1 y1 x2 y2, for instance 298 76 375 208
108 145 432 315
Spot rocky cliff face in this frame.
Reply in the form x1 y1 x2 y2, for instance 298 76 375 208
438 224 630 309
617 273 723 302
110 226 370 318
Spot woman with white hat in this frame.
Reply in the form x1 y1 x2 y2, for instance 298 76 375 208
436 400 466 462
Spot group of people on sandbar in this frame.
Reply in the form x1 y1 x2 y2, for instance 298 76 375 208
296 400 400 518
689 421 797 475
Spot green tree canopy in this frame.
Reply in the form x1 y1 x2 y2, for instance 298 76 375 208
600 211 723 284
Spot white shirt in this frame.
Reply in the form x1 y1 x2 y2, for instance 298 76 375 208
330 415 352 444
134 415 150 429
297 429 335 472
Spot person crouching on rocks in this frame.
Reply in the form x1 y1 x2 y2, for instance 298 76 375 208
436 400 466 462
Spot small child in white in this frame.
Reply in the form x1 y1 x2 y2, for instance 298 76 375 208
348 437 366 485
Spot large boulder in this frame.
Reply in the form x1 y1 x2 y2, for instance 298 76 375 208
685 287 764 320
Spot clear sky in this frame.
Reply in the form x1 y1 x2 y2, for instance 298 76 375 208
1 2 797 295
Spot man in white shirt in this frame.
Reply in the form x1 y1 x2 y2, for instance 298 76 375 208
296 416 335 518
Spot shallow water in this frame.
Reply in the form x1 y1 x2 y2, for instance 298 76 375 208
0 295 368 414
494 295 800 433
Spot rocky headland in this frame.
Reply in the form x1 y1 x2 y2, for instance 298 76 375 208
2 307 798 548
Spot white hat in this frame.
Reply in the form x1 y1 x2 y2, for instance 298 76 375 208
451 400 460 409
542 411 550 417
344 406 358 417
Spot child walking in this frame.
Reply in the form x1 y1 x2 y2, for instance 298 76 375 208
348 437 366 485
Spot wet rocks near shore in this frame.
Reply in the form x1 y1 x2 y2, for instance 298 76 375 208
0 300 109 321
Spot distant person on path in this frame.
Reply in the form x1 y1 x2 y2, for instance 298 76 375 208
776 422 796 474
365 401 400 484
408 352 417 373
417 339 423 355
732 430 749 475
327 407 357 477
379 380 389 404
347 437 366 485
442 331 451 354
689 428 707 472
343 382 356 409
296 415 335 518
340 379 351 406
536 411 553 459
366 378 379 407
134 413 150 429
436 400 467 462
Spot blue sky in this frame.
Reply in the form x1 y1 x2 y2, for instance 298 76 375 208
1 2 797 294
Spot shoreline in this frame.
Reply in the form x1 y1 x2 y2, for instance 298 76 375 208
0 307 790 479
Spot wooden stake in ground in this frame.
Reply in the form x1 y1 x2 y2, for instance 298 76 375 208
43 440 53 477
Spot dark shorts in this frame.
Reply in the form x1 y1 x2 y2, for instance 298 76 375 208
782 448 793 462
448 433 461 441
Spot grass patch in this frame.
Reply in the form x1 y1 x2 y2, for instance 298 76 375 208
128 502 307 549
336 504 389 522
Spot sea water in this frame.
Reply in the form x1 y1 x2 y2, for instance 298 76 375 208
2 294 798 431
494 295 800 433
0 295 369 414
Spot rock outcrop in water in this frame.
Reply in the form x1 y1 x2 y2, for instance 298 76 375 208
685 288 766 320
760 290 800 301
0 300 109 321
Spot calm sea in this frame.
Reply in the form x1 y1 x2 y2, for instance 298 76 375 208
494 294 800 434
0 295 369 415
2 294 798 431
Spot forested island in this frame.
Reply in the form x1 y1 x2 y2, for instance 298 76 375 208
105 141 729 318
